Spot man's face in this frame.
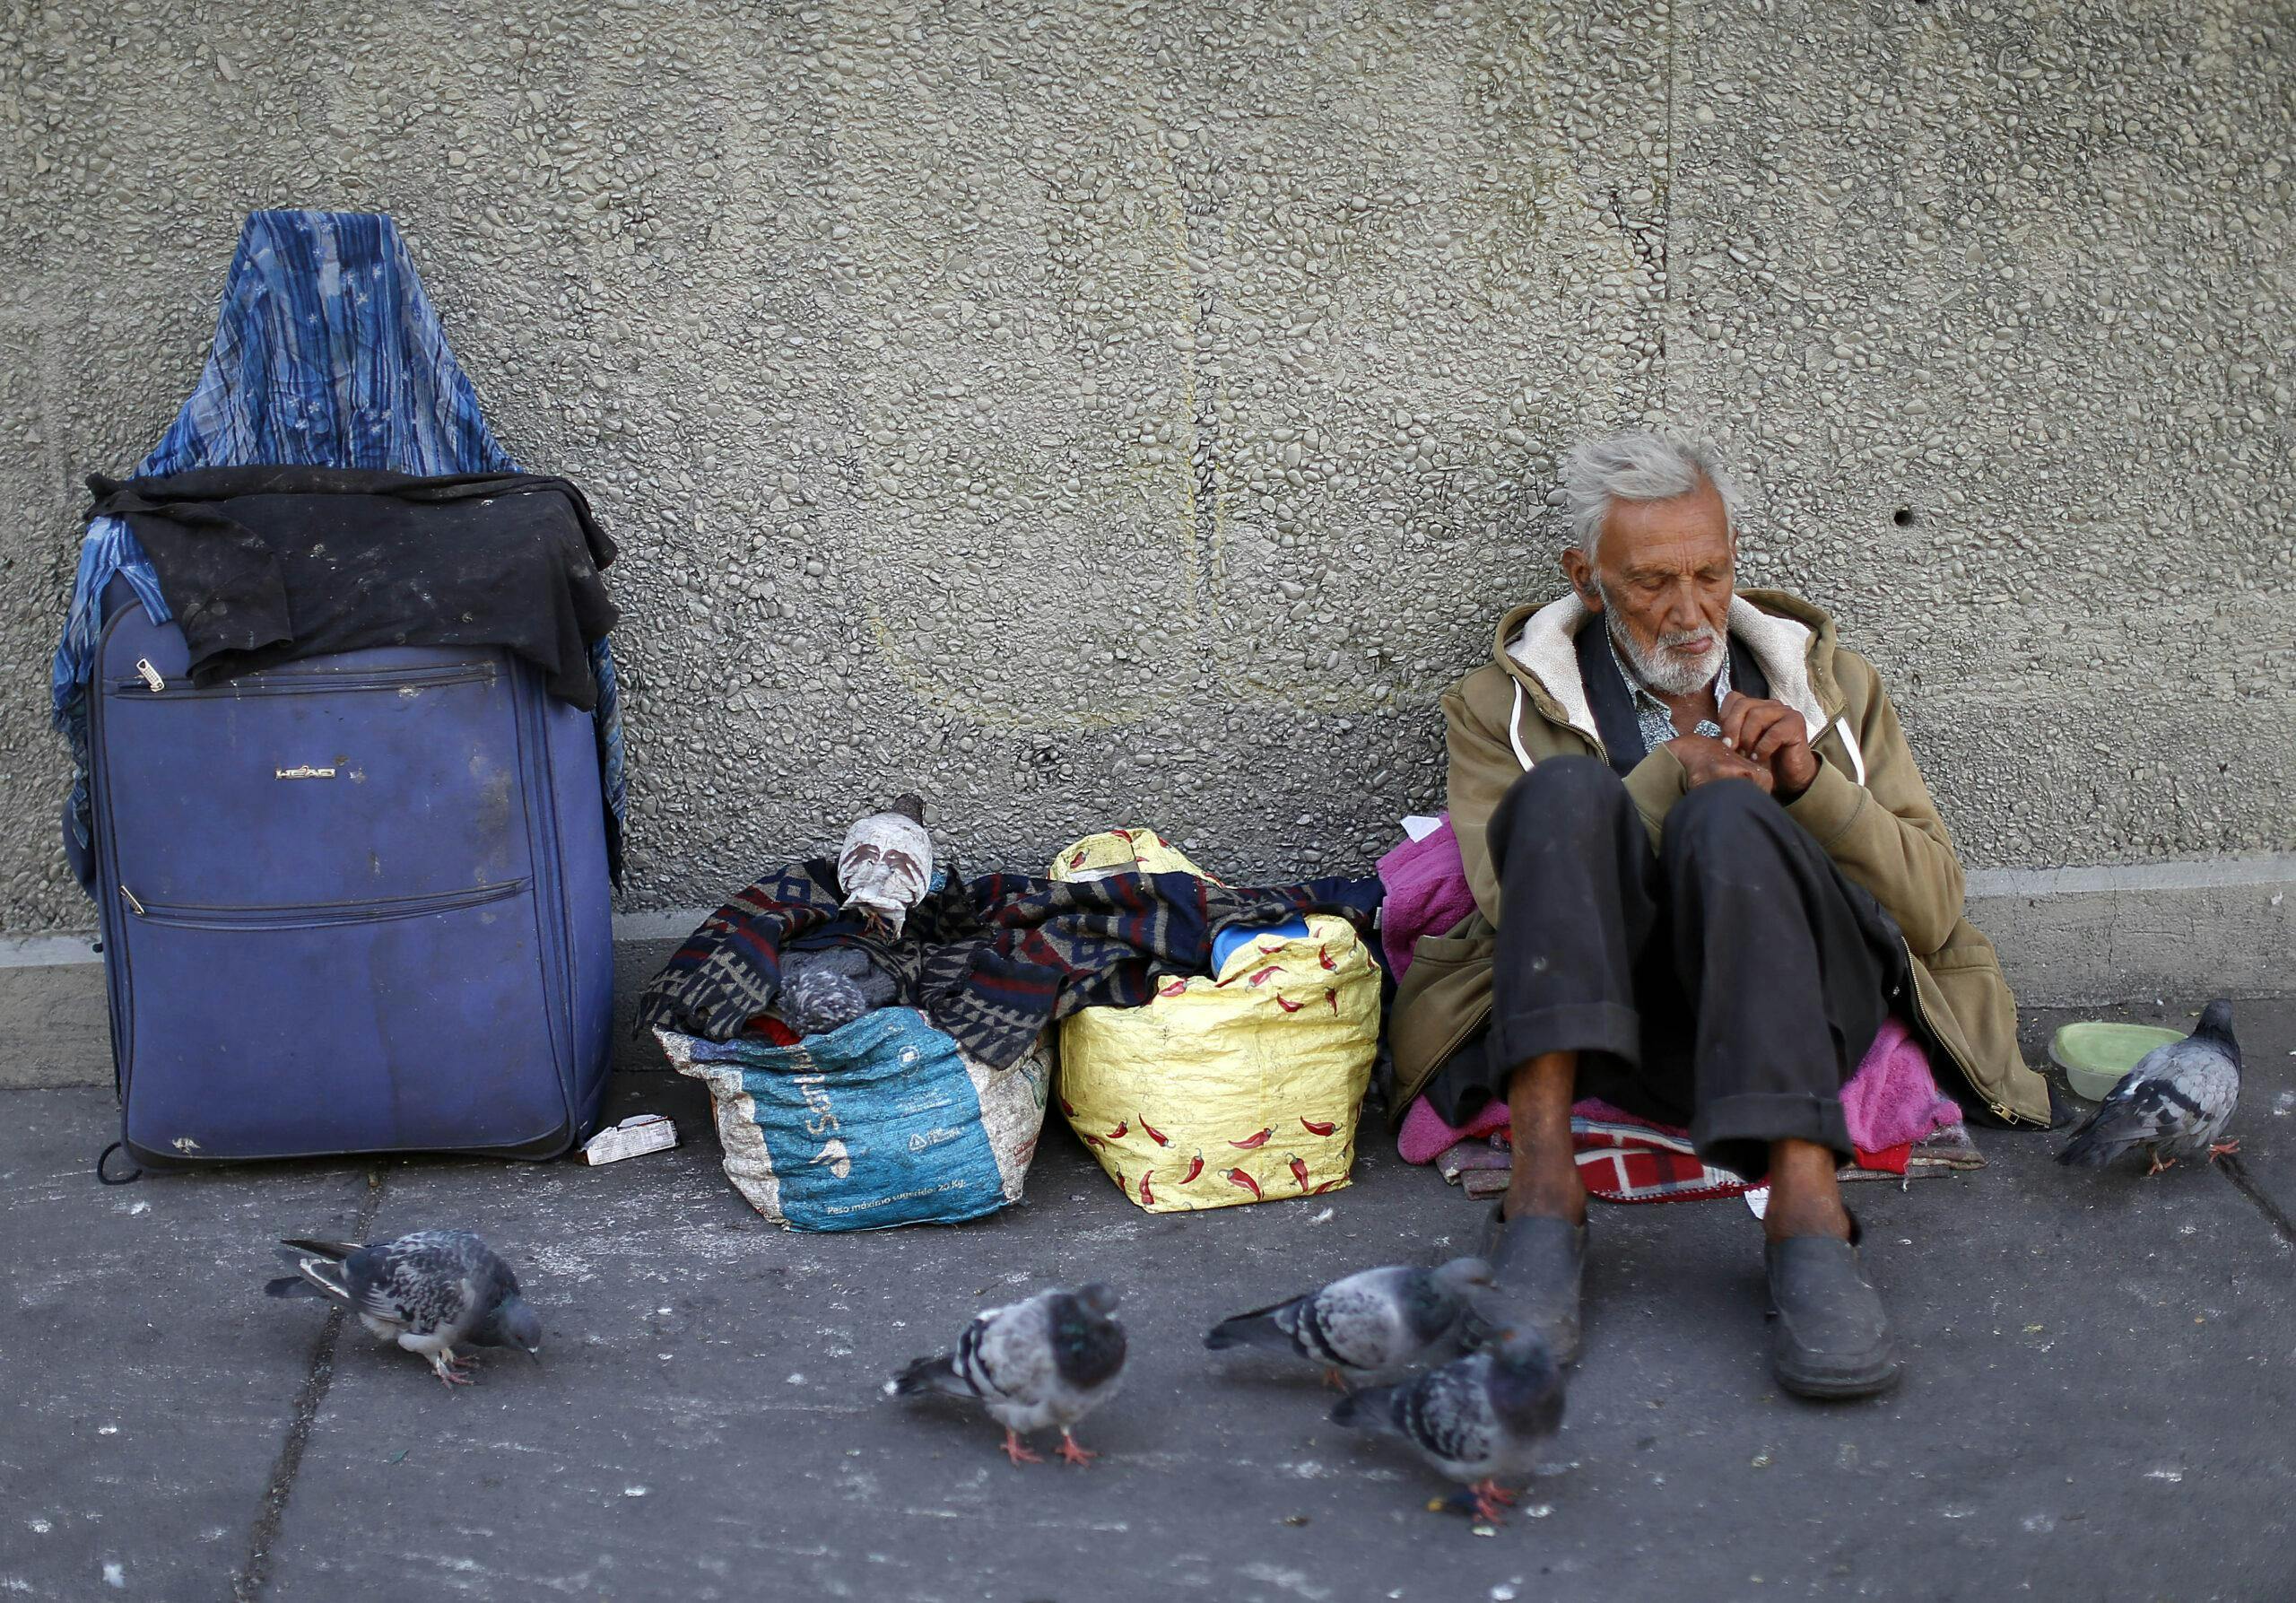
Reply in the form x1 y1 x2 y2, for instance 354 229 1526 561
1562 482 1735 698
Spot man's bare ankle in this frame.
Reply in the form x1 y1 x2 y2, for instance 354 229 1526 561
1761 1192 1850 1243
1501 1171 1587 1226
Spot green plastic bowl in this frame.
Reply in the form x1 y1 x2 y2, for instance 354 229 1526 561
2048 1022 2184 1102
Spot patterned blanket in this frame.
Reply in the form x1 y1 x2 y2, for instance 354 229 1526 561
636 858 1382 1072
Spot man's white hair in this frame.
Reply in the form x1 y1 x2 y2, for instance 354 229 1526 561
1560 430 1740 561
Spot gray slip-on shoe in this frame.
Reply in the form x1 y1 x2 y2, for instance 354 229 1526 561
1764 1215 1900 1399
1461 1202 1586 1365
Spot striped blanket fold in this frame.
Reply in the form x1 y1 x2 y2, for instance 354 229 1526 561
636 858 1383 1074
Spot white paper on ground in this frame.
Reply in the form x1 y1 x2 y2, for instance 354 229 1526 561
1401 815 1444 842
583 1114 678 1165
1743 1183 1770 1219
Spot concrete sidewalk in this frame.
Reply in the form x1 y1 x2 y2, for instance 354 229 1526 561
4 1002 2292 1601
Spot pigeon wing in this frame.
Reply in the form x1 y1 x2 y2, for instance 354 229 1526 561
1298 1270 1417 1372
1396 1356 1500 1477
352 1233 485 1340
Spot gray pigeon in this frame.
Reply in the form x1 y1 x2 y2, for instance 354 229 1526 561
778 944 899 1037
265 1230 542 1387
1330 1331 1564 1524
2057 999 2241 1175
891 1284 1126 1466
1205 1257 1493 1388
837 793 932 937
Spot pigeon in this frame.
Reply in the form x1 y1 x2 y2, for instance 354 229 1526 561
264 1230 542 1387
778 944 899 1037
2057 999 2241 1175
1205 1257 1493 1388
890 1284 1126 1466
1330 1331 1565 1524
837 794 932 937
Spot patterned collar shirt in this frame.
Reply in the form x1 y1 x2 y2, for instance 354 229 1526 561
1607 626 1731 751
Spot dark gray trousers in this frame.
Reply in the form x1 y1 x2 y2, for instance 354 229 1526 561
1427 756 1907 1181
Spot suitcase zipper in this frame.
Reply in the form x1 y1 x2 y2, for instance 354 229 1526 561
102 663 499 698
114 877 530 931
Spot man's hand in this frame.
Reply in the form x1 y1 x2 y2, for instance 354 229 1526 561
1666 733 1775 794
1718 695 1820 800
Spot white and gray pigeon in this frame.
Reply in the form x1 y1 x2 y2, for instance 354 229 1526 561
2057 998 2241 1175
837 793 932 937
1330 1331 1565 1525
264 1230 542 1388
890 1283 1126 1466
1205 1257 1493 1388
778 944 899 1037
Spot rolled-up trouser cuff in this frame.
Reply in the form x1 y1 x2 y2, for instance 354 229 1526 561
1488 1001 1643 1077
1691 1091 1855 1183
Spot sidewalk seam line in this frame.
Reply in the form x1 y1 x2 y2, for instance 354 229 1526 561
232 1164 389 1602
2214 1154 2296 1252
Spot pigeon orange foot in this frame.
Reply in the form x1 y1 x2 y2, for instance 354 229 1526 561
2209 1140 2242 1161
1001 1430 1043 1467
2144 1153 2179 1177
1057 1431 1098 1467
1322 1366 1349 1392
1470 1479 1518 1523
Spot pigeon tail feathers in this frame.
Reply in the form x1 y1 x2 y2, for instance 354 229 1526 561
1204 1301 1298 1353
270 1245 355 1304
1329 1383 1404 1436
2056 1119 2144 1168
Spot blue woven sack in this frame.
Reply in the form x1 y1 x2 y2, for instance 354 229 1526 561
657 1009 1050 1231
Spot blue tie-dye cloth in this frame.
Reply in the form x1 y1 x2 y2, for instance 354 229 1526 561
53 210 626 886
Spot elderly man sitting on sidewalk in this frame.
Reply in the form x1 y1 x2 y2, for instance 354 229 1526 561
1388 430 2050 1398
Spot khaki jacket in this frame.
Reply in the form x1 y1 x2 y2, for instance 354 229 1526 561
1387 588 2051 1130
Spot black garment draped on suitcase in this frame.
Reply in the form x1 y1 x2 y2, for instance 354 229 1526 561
1427 757 1909 1182
84 467 618 709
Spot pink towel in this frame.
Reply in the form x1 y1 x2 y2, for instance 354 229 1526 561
1376 817 1477 979
1396 1016 1958 1164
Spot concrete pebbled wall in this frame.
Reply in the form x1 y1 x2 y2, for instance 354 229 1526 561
0 0 2289 938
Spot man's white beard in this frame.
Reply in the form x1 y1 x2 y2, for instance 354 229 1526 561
1604 598 1723 699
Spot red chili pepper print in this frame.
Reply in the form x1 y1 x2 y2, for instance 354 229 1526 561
1181 1151 1205 1184
1248 965 1282 988
1139 1170 1155 1206
1225 1168 1262 1200
1325 988 1339 1014
1059 1094 1078 1119
1139 1116 1170 1147
1274 995 1304 1013
1231 1128 1273 1150
1318 944 1336 971
1310 1178 1345 1194
1158 977 1188 998
1288 1154 1311 1192
1300 1117 1336 1137
1106 1120 1128 1141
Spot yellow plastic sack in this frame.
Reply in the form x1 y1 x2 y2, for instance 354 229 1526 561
1051 830 1382 1212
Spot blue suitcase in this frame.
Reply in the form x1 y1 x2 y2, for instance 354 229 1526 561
89 587 613 1168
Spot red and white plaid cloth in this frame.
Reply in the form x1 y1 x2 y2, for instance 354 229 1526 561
1563 1108 1911 1204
